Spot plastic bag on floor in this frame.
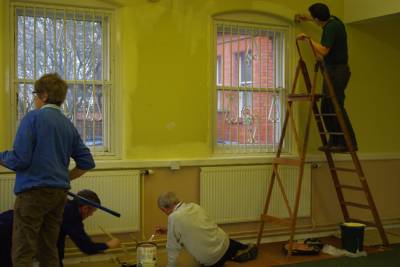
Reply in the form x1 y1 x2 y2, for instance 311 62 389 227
322 244 367 258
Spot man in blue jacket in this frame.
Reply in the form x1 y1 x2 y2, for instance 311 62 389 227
0 73 96 267
0 189 120 267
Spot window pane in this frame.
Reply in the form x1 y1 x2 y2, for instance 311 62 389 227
15 5 110 153
215 22 286 153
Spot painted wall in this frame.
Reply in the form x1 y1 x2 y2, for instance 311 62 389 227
344 0 400 23
117 0 343 159
0 0 10 150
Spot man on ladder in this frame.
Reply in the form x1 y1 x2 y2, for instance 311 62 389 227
296 2 357 153
257 2 389 254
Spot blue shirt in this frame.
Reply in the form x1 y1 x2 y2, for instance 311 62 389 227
58 201 108 267
0 104 95 193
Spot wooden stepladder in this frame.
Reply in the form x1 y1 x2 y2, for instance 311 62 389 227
256 37 389 254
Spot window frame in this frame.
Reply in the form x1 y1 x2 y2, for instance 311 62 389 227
212 14 293 155
9 1 121 159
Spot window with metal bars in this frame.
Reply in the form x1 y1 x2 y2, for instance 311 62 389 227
215 20 288 154
13 4 112 154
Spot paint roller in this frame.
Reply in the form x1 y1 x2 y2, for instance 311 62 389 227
67 191 121 217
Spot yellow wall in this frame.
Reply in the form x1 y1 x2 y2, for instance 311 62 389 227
346 17 400 153
1 0 398 158
0 0 9 149
344 0 400 23
117 0 343 159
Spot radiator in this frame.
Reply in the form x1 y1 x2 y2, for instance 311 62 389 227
0 170 140 234
70 170 140 234
200 165 311 224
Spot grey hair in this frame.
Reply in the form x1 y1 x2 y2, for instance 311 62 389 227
158 192 180 209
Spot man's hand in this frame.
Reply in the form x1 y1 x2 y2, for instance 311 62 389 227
155 226 167 235
106 238 121 249
294 14 312 23
297 33 309 40
69 167 87 181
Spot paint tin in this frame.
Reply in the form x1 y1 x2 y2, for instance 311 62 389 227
137 242 157 267
340 222 366 253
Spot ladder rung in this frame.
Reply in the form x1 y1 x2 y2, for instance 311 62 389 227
315 113 336 117
261 214 292 226
319 132 344 135
287 93 323 102
273 158 302 166
347 218 377 227
331 167 358 173
342 201 370 209
340 185 364 191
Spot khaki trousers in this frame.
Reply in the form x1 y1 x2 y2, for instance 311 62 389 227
12 188 66 267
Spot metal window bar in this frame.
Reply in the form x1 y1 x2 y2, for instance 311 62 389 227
91 10 96 152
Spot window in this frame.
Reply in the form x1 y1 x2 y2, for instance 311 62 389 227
13 4 114 155
237 50 253 86
214 18 288 153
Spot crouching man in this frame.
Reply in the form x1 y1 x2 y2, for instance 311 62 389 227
157 192 257 267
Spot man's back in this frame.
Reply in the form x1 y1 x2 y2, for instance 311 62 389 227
9 106 94 193
321 16 348 65
168 202 229 266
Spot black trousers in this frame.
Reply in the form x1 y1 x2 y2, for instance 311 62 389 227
0 235 12 267
207 239 247 267
321 64 357 148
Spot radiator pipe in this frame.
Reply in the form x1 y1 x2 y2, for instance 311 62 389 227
67 191 121 218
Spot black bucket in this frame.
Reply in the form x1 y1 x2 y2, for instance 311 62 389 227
340 222 365 253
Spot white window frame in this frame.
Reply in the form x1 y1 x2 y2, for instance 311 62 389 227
9 1 121 159
213 12 292 155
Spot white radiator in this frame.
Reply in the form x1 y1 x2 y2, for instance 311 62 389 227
0 174 16 212
70 170 140 234
0 170 140 234
200 165 311 224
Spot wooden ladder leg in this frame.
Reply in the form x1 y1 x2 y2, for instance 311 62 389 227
257 169 277 246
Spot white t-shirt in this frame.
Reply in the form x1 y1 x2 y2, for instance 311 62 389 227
166 202 229 267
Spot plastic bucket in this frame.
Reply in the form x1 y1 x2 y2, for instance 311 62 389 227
340 222 365 253
137 242 157 267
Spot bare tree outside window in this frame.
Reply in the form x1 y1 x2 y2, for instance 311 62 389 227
14 5 111 153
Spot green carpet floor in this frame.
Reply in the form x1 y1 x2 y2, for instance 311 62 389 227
285 245 400 267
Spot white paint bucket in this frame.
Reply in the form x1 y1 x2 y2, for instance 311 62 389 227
137 242 157 267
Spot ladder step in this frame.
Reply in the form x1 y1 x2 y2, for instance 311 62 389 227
331 167 358 173
342 201 370 209
315 113 337 117
273 158 302 166
261 214 292 226
319 132 344 135
340 185 364 191
287 93 323 102
347 218 377 227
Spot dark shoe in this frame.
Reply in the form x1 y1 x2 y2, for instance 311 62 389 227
232 243 258 262
329 145 348 153
318 145 331 152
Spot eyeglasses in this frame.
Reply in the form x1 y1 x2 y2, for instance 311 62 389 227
32 91 39 98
